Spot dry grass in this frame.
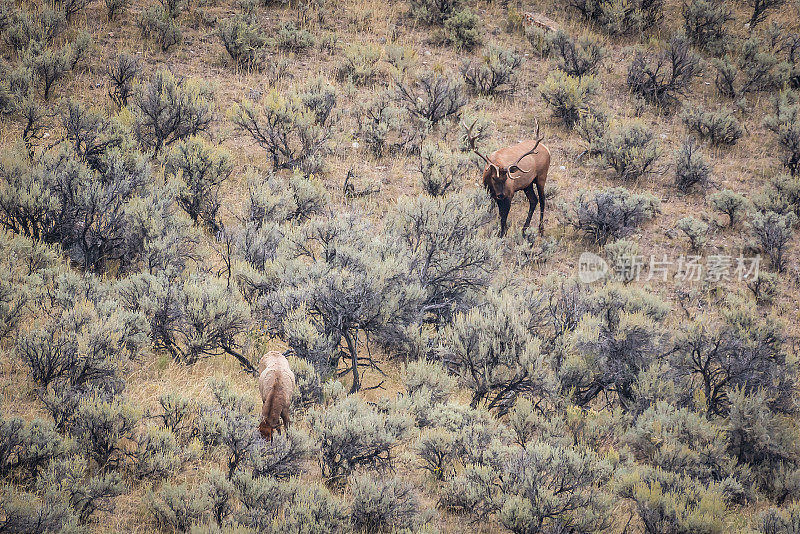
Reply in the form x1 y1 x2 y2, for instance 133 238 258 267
2 0 800 530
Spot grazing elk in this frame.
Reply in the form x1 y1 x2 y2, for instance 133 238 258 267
257 351 296 440
464 119 550 237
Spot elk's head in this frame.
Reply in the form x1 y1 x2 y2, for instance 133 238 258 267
463 118 545 201
258 418 273 440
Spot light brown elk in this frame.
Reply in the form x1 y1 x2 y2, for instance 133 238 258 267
257 351 295 440
464 119 550 237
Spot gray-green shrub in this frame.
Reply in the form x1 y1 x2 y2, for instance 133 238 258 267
569 187 660 245
675 137 711 192
677 216 709 250
349 474 421 532
133 69 212 153
461 45 522 96
682 105 743 146
627 36 699 107
710 190 749 227
749 210 796 272
540 71 598 128
138 5 181 52
309 394 410 484
682 0 731 54
548 30 605 77
597 123 660 181
165 137 233 231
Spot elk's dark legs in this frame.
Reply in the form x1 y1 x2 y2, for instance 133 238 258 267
522 185 539 234
535 181 546 236
496 197 511 237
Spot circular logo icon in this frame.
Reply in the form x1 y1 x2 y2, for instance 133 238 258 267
578 252 609 284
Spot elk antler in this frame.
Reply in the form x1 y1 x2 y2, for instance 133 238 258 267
508 117 545 178
462 119 494 167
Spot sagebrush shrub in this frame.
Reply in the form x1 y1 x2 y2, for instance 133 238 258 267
336 44 381 86
165 137 233 231
764 92 800 177
0 487 77 533
356 92 403 157
682 0 731 54
605 238 641 283
138 5 181 52
727 387 800 500
440 464 497 519
569 0 663 35
439 9 481 50
749 210 796 272
619 467 731 532
415 427 458 479
349 474 421 532
219 15 266 68
461 45 522 96
439 290 553 412
0 417 69 481
746 0 784 28
61 100 124 171
674 137 711 192
388 189 496 325
714 37 788 98
105 0 127 20
21 32 90 100
229 87 330 173
409 0 462 24
288 355 322 408
682 105 742 146
404 359 456 404
677 216 709 250
710 189 749 227
73 395 139 472
548 30 605 77
274 22 314 52
569 187 661 244
417 142 470 196
539 71 598 128
196 378 258 478
525 25 551 56
158 392 194 436
37 456 124 522
106 53 140 108
147 482 205 532
499 442 613 533
309 394 410 484
135 424 182 480
394 71 467 126
565 284 669 407
758 505 800 534
627 36 699 107
672 300 792 415
755 174 800 218
597 123 660 181
247 428 313 479
134 69 212 153
275 484 348 533
748 271 779 305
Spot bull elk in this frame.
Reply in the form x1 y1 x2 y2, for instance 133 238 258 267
464 119 551 237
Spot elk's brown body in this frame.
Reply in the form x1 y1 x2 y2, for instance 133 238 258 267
257 351 295 440
465 119 551 237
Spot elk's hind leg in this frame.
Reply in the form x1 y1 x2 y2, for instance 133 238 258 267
281 406 291 434
536 180 546 236
522 185 539 235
